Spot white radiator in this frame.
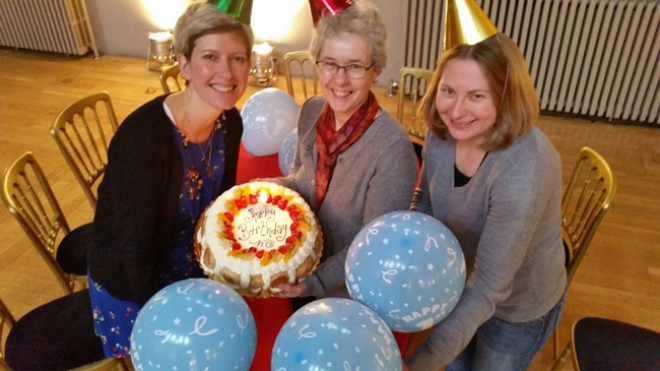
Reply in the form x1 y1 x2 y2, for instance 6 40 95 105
404 0 660 125
0 0 99 57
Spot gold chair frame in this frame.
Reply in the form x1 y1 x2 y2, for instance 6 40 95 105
51 92 119 211
159 63 184 94
551 146 617 369
0 297 127 371
1 152 81 294
283 51 318 101
396 66 434 147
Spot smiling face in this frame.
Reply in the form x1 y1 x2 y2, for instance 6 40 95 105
435 58 498 147
317 32 380 126
178 31 250 111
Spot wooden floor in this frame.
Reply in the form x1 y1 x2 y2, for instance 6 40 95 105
1 49 659 371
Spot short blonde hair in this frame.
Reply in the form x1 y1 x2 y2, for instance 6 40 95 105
309 0 387 71
418 34 539 150
174 2 254 60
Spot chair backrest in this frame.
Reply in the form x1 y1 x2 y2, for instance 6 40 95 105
396 66 434 147
562 146 617 283
159 63 184 94
282 51 318 102
51 92 118 210
1 152 75 294
0 298 15 365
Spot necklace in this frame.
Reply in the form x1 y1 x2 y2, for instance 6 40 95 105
182 94 224 177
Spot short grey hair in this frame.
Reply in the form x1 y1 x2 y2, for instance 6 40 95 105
173 2 254 59
309 0 388 71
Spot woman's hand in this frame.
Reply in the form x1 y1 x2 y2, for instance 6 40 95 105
276 283 307 298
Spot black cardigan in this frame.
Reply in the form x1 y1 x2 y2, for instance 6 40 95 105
88 95 243 306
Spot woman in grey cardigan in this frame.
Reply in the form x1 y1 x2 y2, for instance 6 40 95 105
274 1 418 300
403 34 567 371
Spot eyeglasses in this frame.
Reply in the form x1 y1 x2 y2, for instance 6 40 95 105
315 61 375 79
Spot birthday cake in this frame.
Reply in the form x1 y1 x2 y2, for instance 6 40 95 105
194 181 322 297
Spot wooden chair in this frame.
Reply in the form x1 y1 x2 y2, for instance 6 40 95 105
1 152 89 294
51 92 119 210
396 66 434 148
0 292 127 371
569 317 660 371
282 50 318 102
159 63 184 94
551 146 618 369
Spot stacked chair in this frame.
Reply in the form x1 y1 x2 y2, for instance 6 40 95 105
551 146 618 370
0 91 129 370
2 152 87 293
396 66 434 148
159 63 184 94
50 91 119 211
396 66 434 164
1 152 125 370
282 50 318 102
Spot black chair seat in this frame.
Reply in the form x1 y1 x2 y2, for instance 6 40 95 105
5 289 107 371
56 222 93 276
573 317 660 371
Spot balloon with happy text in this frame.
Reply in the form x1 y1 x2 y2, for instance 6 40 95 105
345 210 466 333
130 279 256 371
278 127 297 175
241 88 299 156
271 298 401 371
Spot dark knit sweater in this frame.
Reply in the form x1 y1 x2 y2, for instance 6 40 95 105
88 95 243 306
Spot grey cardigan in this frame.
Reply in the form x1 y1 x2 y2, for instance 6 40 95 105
277 96 419 299
407 127 567 369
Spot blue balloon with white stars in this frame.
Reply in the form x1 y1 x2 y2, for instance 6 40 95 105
130 279 256 371
271 298 402 371
345 211 466 333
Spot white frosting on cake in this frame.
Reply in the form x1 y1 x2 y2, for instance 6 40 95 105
196 181 320 295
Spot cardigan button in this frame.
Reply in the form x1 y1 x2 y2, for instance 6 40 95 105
311 180 316 185
306 145 312 151
339 158 344 164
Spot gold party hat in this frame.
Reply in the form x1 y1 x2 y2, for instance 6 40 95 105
444 0 498 50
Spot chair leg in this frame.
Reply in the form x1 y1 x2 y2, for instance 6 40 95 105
550 343 572 371
553 328 560 359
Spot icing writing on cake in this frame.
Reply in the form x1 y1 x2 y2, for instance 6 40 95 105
235 205 290 246
218 186 312 266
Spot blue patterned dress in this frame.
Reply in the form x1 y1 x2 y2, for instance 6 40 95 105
89 111 227 358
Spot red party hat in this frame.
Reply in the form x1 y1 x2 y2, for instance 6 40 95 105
308 0 353 25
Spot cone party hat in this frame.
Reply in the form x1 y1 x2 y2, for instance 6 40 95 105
444 0 498 51
208 0 253 25
308 0 354 25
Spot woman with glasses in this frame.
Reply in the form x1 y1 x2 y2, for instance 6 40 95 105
274 0 418 302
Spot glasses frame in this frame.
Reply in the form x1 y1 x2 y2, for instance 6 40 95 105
315 60 375 79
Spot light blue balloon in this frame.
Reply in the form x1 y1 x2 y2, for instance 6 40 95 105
241 87 299 156
272 298 402 371
345 211 466 333
278 127 297 175
130 279 256 371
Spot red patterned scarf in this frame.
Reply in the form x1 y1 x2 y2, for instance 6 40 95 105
315 92 379 207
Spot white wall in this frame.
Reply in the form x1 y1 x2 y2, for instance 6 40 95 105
84 0 410 87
